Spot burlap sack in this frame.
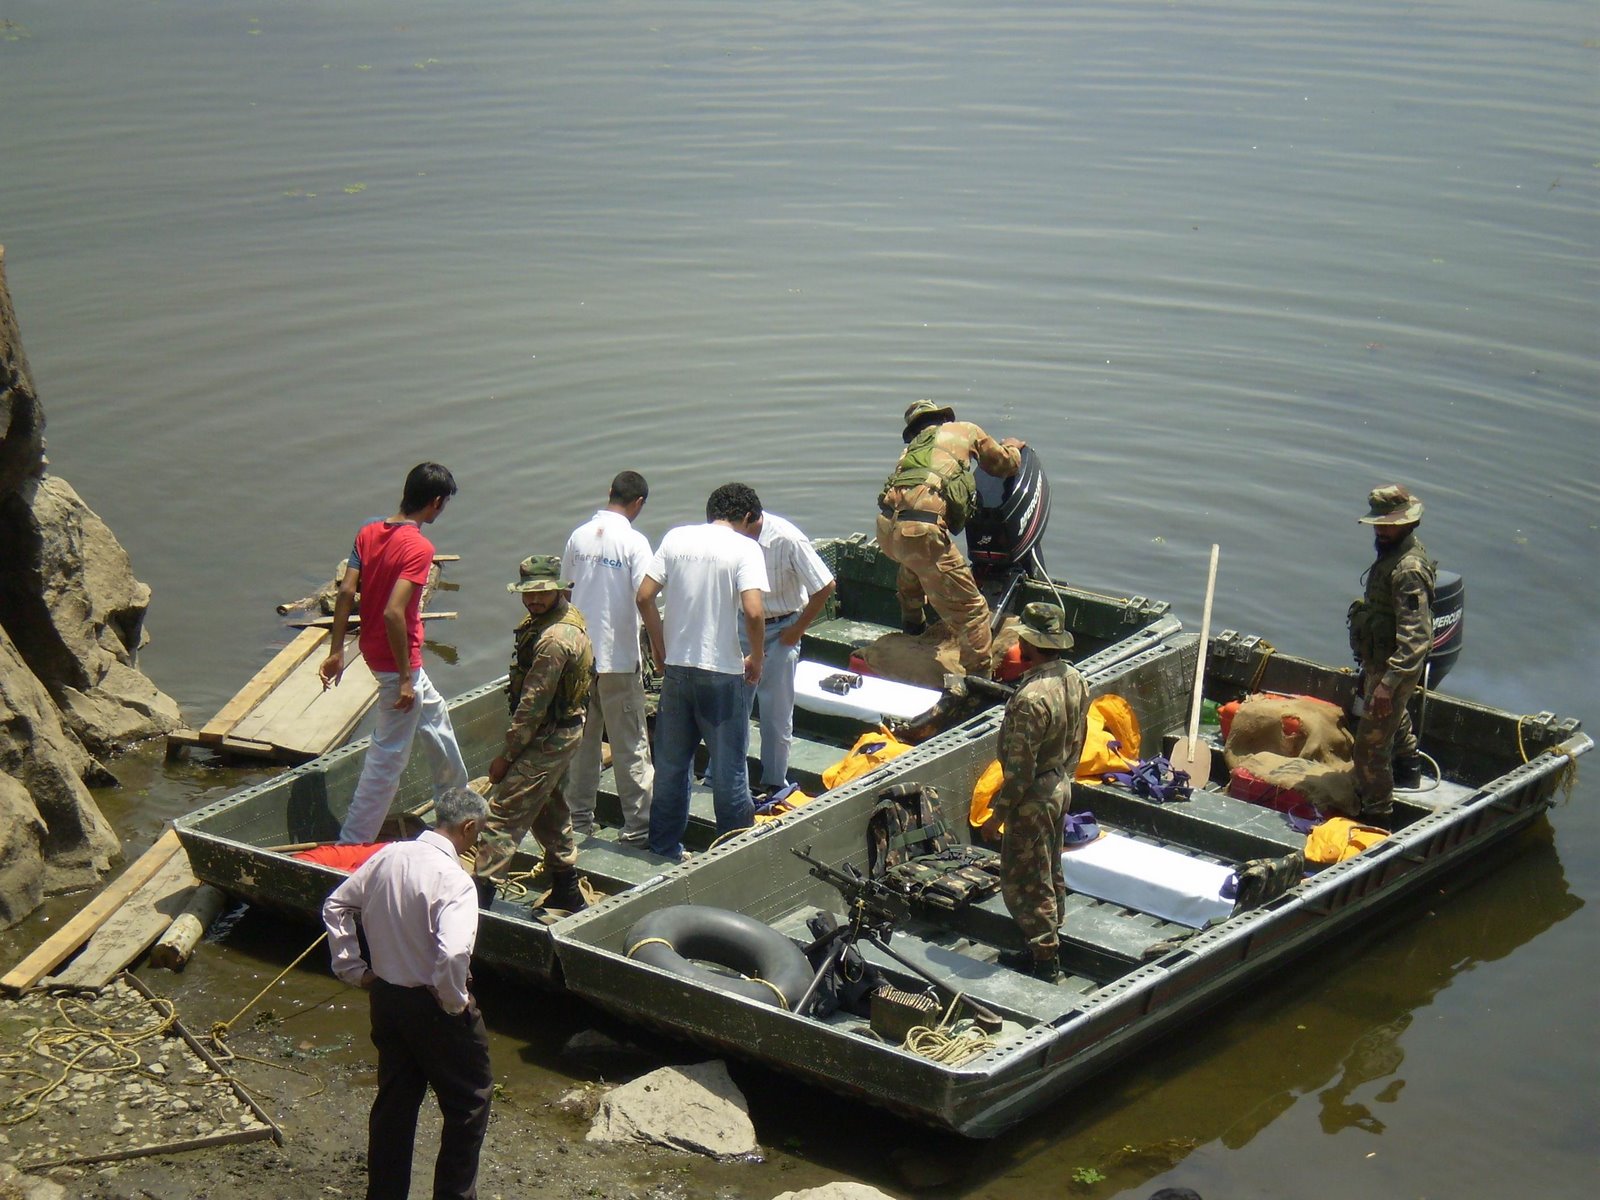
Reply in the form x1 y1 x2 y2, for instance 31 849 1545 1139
1223 694 1353 767
1229 751 1360 818
857 616 1022 687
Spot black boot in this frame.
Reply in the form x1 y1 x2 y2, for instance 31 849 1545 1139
1356 803 1393 830
473 875 498 910
1392 754 1423 790
902 616 927 637
543 871 588 914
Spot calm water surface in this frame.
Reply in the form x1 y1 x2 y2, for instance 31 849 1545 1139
3 2 1595 1196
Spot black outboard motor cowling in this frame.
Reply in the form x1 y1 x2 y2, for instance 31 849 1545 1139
1427 570 1464 688
966 445 1051 580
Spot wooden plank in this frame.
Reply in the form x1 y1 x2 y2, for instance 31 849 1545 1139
46 850 199 989
1 829 184 992
198 627 328 738
288 611 457 630
231 643 378 759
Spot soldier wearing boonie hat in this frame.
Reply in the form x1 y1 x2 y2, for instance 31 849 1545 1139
476 554 594 914
875 399 1025 677
983 601 1088 984
1345 484 1437 826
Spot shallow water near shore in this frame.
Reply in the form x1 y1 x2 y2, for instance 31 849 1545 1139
3 1 1595 1196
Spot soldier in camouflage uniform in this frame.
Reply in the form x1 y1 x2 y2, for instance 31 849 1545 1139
475 555 594 913
982 602 1089 983
877 400 1023 676
1346 485 1436 827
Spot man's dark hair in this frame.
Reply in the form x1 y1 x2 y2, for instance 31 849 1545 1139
706 482 762 525
609 470 649 506
401 462 457 514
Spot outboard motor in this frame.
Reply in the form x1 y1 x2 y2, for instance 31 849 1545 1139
966 445 1051 581
1426 570 1464 688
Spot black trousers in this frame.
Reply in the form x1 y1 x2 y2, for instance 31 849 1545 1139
367 979 492 1200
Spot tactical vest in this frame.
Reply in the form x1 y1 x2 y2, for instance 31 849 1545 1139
507 604 592 720
880 426 978 533
1346 534 1436 667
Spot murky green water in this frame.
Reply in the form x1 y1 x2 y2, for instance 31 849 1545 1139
3 2 1595 1195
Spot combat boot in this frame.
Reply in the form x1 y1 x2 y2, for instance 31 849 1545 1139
1392 754 1423 790
1356 803 1392 830
473 875 498 910
543 871 588 914
1031 956 1062 984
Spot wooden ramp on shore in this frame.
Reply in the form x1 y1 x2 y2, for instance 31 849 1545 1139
165 554 457 764
165 626 380 763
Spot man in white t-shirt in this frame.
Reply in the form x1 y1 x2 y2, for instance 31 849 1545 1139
742 511 835 797
636 482 769 859
563 471 655 842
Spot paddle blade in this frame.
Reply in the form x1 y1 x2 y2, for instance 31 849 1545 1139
1169 736 1212 789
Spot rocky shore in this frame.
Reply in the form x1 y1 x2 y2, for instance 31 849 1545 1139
0 246 181 928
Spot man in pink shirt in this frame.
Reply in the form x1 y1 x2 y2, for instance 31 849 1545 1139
323 786 491 1200
320 463 469 843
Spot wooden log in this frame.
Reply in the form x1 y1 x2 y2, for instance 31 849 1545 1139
149 884 228 970
288 611 457 629
1 829 183 993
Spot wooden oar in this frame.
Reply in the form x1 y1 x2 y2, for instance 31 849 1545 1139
1170 544 1220 788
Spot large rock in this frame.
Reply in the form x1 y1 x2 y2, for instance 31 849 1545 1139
0 244 174 929
1 473 182 753
771 1187 901 1200
0 629 119 925
585 1060 757 1158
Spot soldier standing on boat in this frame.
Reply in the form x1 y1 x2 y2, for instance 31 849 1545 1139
475 555 593 913
983 602 1089 983
1346 484 1436 827
877 399 1023 677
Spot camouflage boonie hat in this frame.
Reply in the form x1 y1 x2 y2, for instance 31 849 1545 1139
507 554 571 593
902 398 956 438
1357 484 1423 526
1016 602 1074 651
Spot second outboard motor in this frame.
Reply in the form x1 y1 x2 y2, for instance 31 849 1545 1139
1427 570 1464 688
966 445 1051 581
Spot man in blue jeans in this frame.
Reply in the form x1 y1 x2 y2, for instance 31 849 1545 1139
637 483 768 859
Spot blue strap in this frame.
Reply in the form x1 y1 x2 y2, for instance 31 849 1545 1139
1102 755 1193 804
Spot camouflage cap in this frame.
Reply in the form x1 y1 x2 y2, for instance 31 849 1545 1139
1357 484 1424 526
1016 601 1074 651
902 398 956 437
507 554 571 593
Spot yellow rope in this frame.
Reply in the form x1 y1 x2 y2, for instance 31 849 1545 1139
898 991 999 1066
744 976 791 1012
1245 639 1277 695
210 932 328 1044
0 990 178 1127
625 937 674 959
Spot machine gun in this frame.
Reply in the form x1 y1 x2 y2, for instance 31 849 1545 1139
791 846 1001 1032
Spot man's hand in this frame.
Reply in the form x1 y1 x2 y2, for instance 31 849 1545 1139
1001 436 1026 449
358 968 376 990
980 813 1005 843
778 624 805 648
743 654 763 686
488 755 509 785
393 677 417 712
319 650 345 690
1368 680 1394 721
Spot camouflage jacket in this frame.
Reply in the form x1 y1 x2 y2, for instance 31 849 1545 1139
880 420 1021 521
1351 532 1435 689
994 659 1089 813
504 600 593 760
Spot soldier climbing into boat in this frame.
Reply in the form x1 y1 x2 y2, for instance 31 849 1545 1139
474 555 593 913
1346 484 1436 828
877 399 1024 677
982 602 1089 983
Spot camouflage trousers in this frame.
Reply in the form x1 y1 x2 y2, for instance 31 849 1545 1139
999 780 1069 955
475 725 583 881
875 513 994 675
1351 667 1419 816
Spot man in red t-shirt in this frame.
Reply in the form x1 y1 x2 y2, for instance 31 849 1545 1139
320 463 469 843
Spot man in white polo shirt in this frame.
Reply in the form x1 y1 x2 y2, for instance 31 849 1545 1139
743 511 835 798
636 482 768 860
563 470 654 842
